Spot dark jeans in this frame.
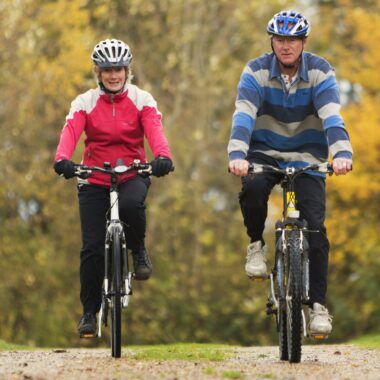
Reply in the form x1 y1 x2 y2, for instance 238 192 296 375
77 176 150 314
239 154 329 305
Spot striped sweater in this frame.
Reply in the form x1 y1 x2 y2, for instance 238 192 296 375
228 52 353 168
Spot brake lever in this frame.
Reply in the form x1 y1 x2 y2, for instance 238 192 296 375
75 168 92 179
137 167 152 178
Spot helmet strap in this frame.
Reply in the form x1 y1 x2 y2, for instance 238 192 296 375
98 75 128 94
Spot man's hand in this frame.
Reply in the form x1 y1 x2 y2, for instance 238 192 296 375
332 157 352 175
229 159 249 177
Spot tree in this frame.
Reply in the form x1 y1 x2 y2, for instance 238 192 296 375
1 0 378 347
316 0 380 340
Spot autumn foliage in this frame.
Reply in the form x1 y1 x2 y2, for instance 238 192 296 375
0 0 379 346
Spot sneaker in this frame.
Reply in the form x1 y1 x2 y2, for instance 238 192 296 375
78 312 97 338
132 248 152 280
245 241 267 279
308 303 333 338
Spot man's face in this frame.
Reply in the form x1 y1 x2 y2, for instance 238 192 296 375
272 36 305 66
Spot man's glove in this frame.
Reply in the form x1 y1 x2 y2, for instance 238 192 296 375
150 156 173 177
54 160 76 179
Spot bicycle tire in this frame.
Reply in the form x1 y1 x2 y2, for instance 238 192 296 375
111 230 122 358
286 230 302 363
276 252 289 360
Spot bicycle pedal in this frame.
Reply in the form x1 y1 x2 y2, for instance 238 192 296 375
310 334 329 340
250 276 267 282
266 308 277 315
80 333 98 339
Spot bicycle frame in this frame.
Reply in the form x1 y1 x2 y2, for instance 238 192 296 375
99 176 133 339
250 162 332 363
273 174 310 310
74 159 152 358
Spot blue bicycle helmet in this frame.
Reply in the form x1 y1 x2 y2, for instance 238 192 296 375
267 10 310 37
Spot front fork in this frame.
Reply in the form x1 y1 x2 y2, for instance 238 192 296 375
267 220 310 336
98 225 133 337
121 233 132 308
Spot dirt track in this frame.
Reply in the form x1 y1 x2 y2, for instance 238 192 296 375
1 344 379 379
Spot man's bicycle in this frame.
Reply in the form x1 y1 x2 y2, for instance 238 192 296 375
74 159 152 358
248 162 333 363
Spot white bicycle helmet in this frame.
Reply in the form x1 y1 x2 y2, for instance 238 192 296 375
91 39 133 68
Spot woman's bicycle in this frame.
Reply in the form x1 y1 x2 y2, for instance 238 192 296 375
74 159 152 358
248 162 333 363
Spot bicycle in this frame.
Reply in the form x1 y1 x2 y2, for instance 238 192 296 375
74 159 152 358
248 162 333 363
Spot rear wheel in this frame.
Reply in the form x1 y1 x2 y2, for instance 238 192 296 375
286 230 302 363
111 231 122 358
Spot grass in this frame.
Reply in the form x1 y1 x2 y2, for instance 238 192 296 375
349 334 380 348
0 340 234 360
0 339 31 351
125 343 235 361
203 367 216 375
222 370 244 379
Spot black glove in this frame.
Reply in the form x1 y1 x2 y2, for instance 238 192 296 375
54 160 76 179
150 156 173 177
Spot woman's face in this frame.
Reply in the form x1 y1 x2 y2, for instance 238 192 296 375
99 67 126 92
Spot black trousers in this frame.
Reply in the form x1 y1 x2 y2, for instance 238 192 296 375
77 176 150 314
239 154 329 305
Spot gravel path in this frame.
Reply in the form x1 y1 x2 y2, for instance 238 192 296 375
1 344 379 379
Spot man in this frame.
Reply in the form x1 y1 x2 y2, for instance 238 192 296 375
227 10 352 337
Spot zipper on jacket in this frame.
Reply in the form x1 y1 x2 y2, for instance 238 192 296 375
110 94 115 116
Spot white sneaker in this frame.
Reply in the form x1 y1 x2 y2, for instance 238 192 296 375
245 241 267 279
309 303 333 337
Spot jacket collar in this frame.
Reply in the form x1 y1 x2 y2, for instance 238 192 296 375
269 52 309 82
99 83 129 103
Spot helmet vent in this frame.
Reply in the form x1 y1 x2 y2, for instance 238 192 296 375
91 39 133 67
267 10 310 37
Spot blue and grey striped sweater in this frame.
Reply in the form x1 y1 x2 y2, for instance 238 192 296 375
228 52 353 169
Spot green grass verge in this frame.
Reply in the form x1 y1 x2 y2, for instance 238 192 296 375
125 343 235 361
222 370 244 379
0 339 31 351
349 335 380 348
0 340 234 359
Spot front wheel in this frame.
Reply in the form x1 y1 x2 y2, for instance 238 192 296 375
278 302 288 360
111 231 122 358
286 230 303 363
275 249 288 361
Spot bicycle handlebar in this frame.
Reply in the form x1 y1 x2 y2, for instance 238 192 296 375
74 159 153 179
248 162 334 176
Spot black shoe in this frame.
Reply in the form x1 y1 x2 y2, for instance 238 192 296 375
78 312 97 338
132 248 152 280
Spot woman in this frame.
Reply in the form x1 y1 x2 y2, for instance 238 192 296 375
53 39 173 337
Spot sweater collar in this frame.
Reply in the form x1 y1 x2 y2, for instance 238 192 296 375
269 52 309 82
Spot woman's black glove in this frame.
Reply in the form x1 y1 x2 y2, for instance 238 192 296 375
54 160 76 179
150 156 173 177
